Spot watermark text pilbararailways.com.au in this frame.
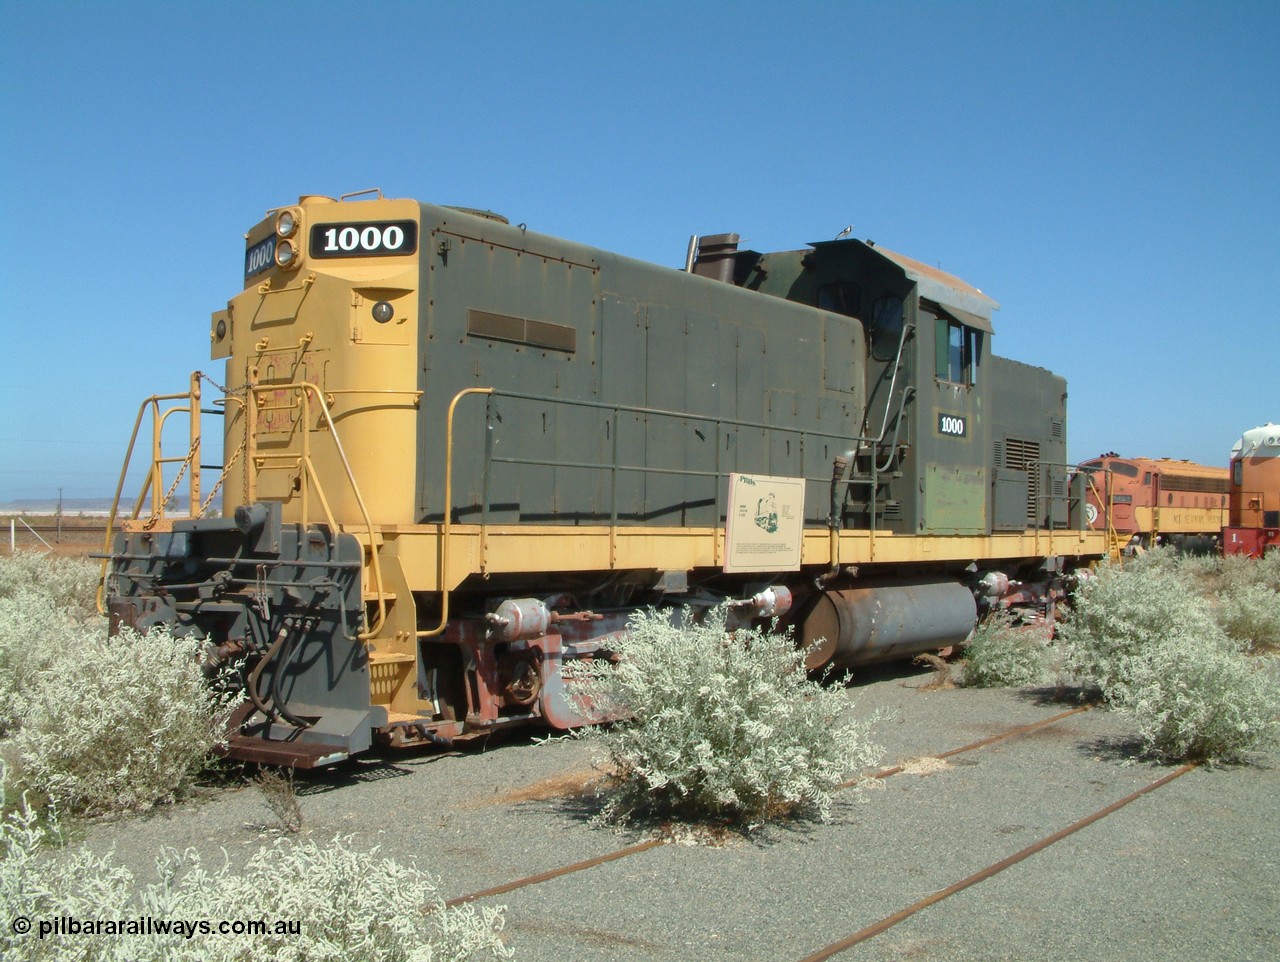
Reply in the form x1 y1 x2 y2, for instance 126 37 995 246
11 915 302 940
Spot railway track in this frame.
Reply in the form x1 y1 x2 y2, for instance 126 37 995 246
444 705 1093 910
437 702 1207 959
797 762 1197 962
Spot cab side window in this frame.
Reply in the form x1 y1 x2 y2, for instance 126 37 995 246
869 295 904 361
934 316 981 386
817 282 861 318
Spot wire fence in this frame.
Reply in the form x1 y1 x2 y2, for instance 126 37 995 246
2 516 110 556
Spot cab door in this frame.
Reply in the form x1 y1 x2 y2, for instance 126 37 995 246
920 306 987 534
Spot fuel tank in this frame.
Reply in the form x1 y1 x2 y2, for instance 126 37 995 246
800 580 977 669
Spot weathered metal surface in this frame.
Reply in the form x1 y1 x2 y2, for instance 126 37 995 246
217 735 350 769
1223 526 1280 558
922 465 987 534
801 580 977 670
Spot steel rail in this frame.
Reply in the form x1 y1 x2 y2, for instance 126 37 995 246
443 838 667 908
438 705 1092 910
797 761 1197 962
850 704 1092 785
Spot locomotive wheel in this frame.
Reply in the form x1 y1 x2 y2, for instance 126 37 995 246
499 654 542 708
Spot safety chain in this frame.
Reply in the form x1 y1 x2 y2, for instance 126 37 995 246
143 437 199 529
201 439 244 517
195 369 239 398
194 370 248 519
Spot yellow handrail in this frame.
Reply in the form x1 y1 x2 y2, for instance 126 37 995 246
96 375 204 614
247 380 388 639
98 374 389 639
1083 470 1122 562
418 387 494 639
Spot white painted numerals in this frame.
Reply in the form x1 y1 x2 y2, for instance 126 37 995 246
310 220 417 258
322 224 405 253
244 236 276 279
938 414 967 437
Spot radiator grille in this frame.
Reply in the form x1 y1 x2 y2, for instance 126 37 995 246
1161 473 1230 494
1004 438 1042 525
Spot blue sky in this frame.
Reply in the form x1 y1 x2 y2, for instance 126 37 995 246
1 0 1276 502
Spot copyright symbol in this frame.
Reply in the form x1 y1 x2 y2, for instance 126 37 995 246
11 916 32 935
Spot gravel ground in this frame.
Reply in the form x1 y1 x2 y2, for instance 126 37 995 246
69 663 1280 962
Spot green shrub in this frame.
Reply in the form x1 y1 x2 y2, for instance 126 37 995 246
961 609 1052 688
14 626 241 815
0 766 511 962
571 606 883 826
1061 561 1280 761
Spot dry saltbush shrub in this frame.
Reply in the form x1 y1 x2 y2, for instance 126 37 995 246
0 554 106 737
1060 561 1280 761
1215 582 1280 652
0 552 101 619
0 591 83 736
14 626 241 815
1118 550 1280 652
1061 561 1226 693
1 766 511 962
571 605 883 827
1120 642 1280 762
2 554 234 812
1218 550 1280 593
253 768 304 835
1124 545 1201 581
960 609 1052 688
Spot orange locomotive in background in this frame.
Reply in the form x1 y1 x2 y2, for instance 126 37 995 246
1081 455 1229 553
1224 423 1280 557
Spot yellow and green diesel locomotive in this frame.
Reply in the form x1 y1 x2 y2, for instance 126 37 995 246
105 191 1106 766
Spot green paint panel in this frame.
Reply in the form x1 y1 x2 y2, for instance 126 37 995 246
922 464 987 534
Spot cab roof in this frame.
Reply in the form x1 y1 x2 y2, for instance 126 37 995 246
810 239 1000 332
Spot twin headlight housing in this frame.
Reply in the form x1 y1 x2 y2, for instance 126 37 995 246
274 208 301 269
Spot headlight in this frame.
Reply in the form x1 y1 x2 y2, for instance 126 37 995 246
276 209 298 238
372 300 394 323
275 240 297 268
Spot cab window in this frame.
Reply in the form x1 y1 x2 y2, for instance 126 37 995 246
817 282 861 318
935 317 982 386
869 295 904 361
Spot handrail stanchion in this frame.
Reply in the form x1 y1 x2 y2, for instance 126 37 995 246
418 387 494 640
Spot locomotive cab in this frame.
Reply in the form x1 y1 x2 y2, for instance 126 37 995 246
695 233 1073 539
